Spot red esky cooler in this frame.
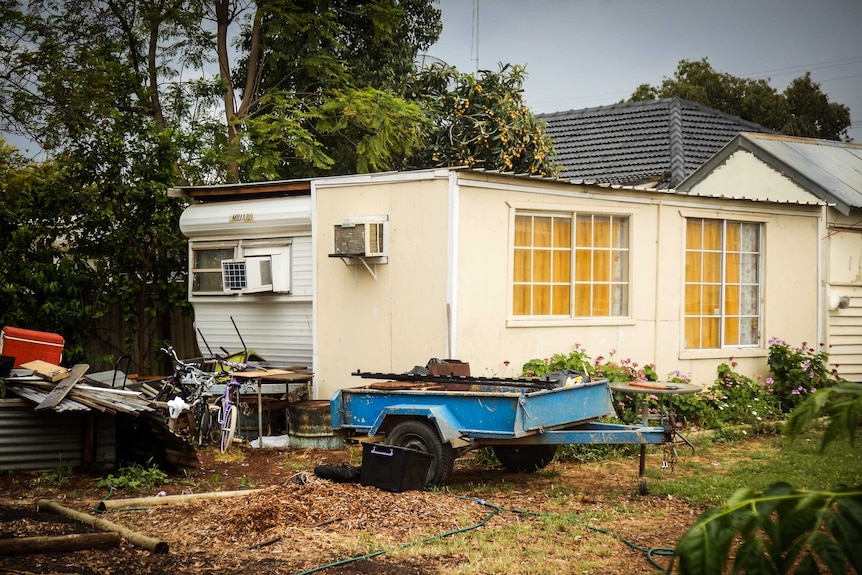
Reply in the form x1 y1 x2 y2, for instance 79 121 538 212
0 326 65 368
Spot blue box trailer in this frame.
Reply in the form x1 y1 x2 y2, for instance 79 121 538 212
331 371 687 493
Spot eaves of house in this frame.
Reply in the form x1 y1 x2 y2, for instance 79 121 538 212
539 97 776 189
678 132 862 216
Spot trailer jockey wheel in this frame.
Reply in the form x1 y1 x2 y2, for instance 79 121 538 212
386 419 455 487
493 444 558 473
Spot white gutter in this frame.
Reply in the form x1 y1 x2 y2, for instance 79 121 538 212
817 204 827 348
447 171 460 358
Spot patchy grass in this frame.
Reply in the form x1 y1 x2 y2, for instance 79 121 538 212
649 430 862 506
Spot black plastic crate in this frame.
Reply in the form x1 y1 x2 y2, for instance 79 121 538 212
360 443 433 492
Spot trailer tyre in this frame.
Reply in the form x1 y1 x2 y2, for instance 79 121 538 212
387 420 455 487
493 444 558 473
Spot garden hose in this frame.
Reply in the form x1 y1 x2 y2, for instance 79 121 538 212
290 498 502 575
292 495 676 575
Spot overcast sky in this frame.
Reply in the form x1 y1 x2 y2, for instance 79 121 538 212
427 0 862 141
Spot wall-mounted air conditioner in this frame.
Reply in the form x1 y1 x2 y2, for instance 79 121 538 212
332 221 388 258
222 256 273 293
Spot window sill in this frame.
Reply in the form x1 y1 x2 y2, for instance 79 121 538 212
507 317 636 328
678 348 767 360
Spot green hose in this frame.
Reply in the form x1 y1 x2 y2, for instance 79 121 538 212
293 495 675 575
291 498 502 575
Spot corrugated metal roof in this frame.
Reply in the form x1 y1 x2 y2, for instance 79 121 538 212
739 134 862 213
678 133 862 215
539 98 776 188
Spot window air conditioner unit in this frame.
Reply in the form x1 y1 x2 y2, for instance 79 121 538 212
221 257 273 293
333 221 387 257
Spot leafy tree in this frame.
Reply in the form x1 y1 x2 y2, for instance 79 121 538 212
671 382 862 574
0 143 101 362
237 0 441 180
630 58 851 141
406 63 558 177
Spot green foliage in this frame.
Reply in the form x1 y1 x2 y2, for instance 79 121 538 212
97 461 170 493
630 58 851 140
672 482 862 575
407 63 558 177
785 382 862 451
30 465 74 488
698 362 782 428
768 338 837 411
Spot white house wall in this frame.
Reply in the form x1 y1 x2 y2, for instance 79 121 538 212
313 175 452 399
453 172 820 387
312 170 821 398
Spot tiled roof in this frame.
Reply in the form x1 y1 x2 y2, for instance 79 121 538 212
538 98 775 188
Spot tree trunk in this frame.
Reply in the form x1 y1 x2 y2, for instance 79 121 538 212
0 532 120 556
96 488 263 511
36 500 168 553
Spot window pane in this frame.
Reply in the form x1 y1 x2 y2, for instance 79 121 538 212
740 317 758 345
515 216 531 247
687 220 703 250
193 272 224 292
740 285 759 316
703 252 721 283
702 318 720 348
554 218 572 248
513 285 530 315
552 285 570 315
195 248 233 269
725 285 739 315
612 251 628 282
685 284 702 315
703 285 720 315
685 252 702 282
702 220 722 250
612 217 629 248
740 223 759 252
575 285 590 315
593 284 609 315
534 217 552 247
552 250 571 281
533 250 551 282
514 249 531 282
592 250 610 281
593 216 611 248
725 252 740 283
533 285 550 315
726 222 740 251
575 249 591 281
685 317 701 348
724 317 739 345
575 215 592 247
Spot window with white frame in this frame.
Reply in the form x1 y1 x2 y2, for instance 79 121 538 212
684 218 761 349
512 212 630 318
190 239 292 295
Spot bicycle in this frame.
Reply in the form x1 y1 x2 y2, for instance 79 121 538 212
157 346 221 447
211 356 252 452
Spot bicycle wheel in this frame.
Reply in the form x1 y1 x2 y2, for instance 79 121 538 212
196 402 213 447
220 403 237 452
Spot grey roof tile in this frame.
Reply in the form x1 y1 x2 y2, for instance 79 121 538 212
539 98 776 187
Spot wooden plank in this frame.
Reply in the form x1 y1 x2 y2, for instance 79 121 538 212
20 360 69 382
35 363 89 411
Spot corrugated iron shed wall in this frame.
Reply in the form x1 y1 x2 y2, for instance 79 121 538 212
0 399 115 472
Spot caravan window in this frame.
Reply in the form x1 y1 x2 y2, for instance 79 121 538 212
192 246 236 293
190 240 291 295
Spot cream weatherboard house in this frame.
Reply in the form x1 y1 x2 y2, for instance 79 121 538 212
173 166 825 400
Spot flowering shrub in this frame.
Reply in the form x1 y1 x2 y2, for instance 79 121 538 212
700 362 782 429
767 338 837 411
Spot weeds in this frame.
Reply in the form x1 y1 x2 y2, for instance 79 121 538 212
96 460 170 493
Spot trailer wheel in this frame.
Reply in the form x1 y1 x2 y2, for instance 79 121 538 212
387 419 455 486
493 444 558 473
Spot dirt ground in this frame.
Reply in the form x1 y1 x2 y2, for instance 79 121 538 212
0 440 717 575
